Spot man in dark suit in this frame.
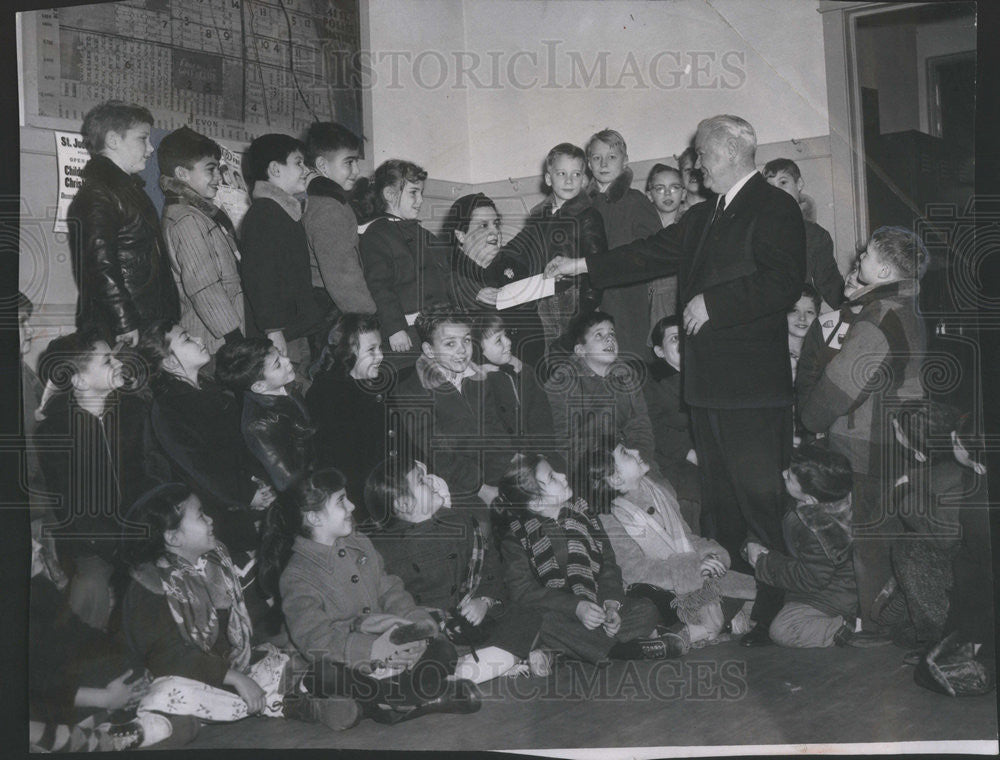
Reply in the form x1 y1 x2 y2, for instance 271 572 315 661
546 114 806 646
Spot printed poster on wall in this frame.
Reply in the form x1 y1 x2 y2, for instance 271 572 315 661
216 142 250 233
53 131 89 233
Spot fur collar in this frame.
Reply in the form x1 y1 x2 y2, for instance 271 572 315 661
81 155 144 188
414 354 488 391
794 495 853 564
307 175 348 203
588 166 635 203
160 175 224 218
252 180 302 221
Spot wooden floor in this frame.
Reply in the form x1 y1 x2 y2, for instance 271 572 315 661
181 638 998 754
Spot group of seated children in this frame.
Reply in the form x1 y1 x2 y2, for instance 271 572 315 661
22 99 992 750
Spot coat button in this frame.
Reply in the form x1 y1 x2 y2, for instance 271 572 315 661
338 548 347 557
447 553 458 560
647 506 656 515
388 429 396 438
376 394 384 402
362 606 371 614
351 574 360 583
359 555 368 565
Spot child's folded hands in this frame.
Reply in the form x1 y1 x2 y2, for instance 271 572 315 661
575 600 605 630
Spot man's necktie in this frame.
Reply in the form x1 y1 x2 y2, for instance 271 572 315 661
711 195 727 226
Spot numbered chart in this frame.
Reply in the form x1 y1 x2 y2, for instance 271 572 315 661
31 0 364 144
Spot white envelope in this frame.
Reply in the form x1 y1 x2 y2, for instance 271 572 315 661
495 273 556 310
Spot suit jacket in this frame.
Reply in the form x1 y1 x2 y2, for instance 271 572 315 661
586 172 806 409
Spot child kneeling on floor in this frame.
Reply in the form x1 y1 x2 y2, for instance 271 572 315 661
121 484 357 750
745 444 858 648
496 454 686 664
366 457 546 682
261 468 481 724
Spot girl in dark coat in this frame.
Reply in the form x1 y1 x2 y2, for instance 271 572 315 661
472 312 560 468
357 160 451 363
140 320 274 555
305 313 394 522
365 457 545 682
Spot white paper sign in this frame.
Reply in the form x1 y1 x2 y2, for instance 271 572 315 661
53 131 90 234
495 273 556 310
215 143 251 234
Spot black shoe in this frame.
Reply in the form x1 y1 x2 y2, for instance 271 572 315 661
401 678 482 722
740 623 772 648
389 619 440 645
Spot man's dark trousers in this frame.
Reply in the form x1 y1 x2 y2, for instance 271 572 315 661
691 405 793 625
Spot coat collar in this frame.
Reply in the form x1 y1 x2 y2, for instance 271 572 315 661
160 175 224 218
81 155 144 189
252 180 303 222
413 354 488 391
307 175 349 203
537 190 592 217
846 278 917 307
291 532 367 569
588 166 635 203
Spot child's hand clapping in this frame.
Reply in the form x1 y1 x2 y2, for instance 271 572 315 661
575 600 605 630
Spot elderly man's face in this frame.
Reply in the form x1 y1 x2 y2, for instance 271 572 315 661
694 129 730 194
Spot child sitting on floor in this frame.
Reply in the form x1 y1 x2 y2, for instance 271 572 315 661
260 468 482 723
121 484 359 746
577 436 757 647
365 457 546 682
745 444 857 649
496 453 685 665
306 313 393 519
215 337 316 493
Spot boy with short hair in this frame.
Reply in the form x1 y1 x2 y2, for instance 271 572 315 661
215 337 315 493
69 100 180 347
544 310 657 477
763 158 844 309
157 126 245 358
35 329 158 630
585 129 662 362
302 122 377 316
643 315 700 530
797 226 928 634
391 306 511 505
240 134 325 386
745 444 857 648
502 143 607 352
